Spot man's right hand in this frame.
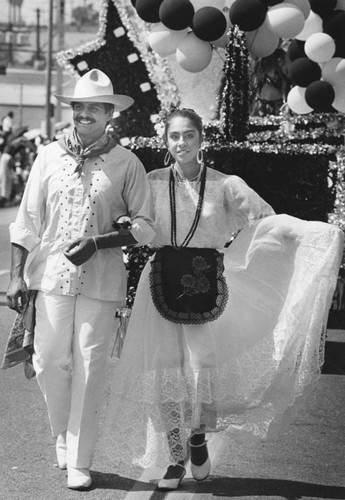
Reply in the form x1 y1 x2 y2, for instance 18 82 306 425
6 277 28 314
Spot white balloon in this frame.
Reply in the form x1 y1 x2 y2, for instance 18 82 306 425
224 0 237 7
148 23 187 57
336 0 345 10
287 85 313 114
176 32 213 72
190 0 226 11
148 24 188 57
245 19 279 58
266 3 305 39
295 10 323 41
304 32 336 63
284 0 310 19
322 57 345 85
332 83 345 112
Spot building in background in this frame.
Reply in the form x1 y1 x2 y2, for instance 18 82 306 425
0 0 80 26
0 0 101 133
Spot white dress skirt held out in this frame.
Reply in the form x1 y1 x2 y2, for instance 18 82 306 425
101 166 344 470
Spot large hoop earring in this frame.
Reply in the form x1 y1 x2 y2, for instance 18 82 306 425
197 148 204 164
164 151 171 166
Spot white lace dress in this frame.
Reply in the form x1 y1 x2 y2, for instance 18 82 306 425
101 166 344 470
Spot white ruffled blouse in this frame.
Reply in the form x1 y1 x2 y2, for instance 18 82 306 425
148 165 275 249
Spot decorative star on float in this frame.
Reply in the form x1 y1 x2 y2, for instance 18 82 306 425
56 0 180 142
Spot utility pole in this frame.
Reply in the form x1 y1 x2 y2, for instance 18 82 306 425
45 0 54 140
19 83 23 127
36 8 41 60
7 0 13 65
56 0 65 123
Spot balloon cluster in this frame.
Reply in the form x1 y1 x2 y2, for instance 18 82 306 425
230 0 310 59
132 0 231 73
131 0 314 73
286 0 345 114
132 0 345 116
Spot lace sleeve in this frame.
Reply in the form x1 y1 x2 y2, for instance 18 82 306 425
224 175 275 231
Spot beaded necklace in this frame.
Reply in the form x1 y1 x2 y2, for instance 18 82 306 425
169 164 207 247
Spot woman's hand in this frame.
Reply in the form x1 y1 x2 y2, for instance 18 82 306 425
63 237 97 266
112 215 132 235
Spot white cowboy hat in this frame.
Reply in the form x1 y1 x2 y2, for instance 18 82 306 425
55 69 134 111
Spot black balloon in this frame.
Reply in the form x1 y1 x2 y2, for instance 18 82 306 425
323 11 345 39
260 0 283 5
289 57 322 87
135 0 163 23
335 35 345 58
305 81 335 112
159 0 194 30
192 7 227 42
322 9 342 26
229 0 268 32
309 0 337 18
287 39 305 62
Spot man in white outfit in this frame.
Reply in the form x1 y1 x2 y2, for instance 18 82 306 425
6 69 154 490
2 110 14 134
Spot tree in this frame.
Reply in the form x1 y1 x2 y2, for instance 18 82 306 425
71 4 98 30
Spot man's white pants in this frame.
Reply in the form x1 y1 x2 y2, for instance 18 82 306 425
33 292 117 468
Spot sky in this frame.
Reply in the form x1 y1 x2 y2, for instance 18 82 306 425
0 0 102 26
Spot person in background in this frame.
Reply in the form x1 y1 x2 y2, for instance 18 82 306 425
2 111 14 142
251 49 290 116
102 107 343 491
0 143 16 207
0 127 6 153
6 69 154 490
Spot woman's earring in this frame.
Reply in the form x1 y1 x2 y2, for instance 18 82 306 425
197 148 204 164
164 151 171 166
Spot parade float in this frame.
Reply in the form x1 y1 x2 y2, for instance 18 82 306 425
57 0 345 323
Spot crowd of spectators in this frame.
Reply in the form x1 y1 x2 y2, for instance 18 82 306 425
0 113 70 208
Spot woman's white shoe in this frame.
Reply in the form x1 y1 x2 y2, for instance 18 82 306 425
191 456 211 481
157 464 186 490
67 467 92 490
190 440 211 481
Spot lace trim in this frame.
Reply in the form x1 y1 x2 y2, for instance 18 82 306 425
102 343 326 468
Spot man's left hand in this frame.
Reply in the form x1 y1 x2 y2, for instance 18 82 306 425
63 237 97 266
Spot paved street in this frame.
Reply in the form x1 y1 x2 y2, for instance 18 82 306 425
1 206 345 500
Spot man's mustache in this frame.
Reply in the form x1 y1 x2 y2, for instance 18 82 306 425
75 115 95 122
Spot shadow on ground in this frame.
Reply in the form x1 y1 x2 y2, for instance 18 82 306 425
90 471 152 492
90 472 345 499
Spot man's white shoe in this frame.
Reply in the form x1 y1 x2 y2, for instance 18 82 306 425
67 467 92 490
55 432 67 470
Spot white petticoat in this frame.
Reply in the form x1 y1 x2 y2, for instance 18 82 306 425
101 214 344 470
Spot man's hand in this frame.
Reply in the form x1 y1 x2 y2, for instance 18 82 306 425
63 237 97 266
7 276 28 314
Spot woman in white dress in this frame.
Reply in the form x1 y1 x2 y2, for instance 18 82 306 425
103 108 344 490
